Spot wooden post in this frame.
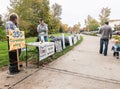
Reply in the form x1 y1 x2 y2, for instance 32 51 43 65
26 45 28 67
16 49 20 71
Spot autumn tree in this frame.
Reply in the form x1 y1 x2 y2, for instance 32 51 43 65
6 0 63 36
85 15 99 31
59 24 68 33
62 24 68 32
50 3 62 33
8 0 55 36
99 7 111 25
68 27 73 34
73 22 81 33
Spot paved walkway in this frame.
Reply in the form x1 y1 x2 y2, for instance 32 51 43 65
1 35 120 89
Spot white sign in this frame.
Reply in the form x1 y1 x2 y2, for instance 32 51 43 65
73 37 77 44
46 43 55 56
68 36 73 46
55 40 62 52
62 33 66 49
40 36 45 42
39 44 47 60
39 42 54 61
77 34 80 40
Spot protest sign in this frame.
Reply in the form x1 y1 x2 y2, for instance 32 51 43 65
39 44 47 60
62 33 66 49
39 42 54 61
73 36 77 44
9 30 25 51
46 42 55 56
68 36 73 46
55 40 62 52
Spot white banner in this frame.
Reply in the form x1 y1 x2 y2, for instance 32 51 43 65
73 36 77 44
68 36 73 46
39 42 54 61
46 43 55 56
55 40 62 52
77 34 80 40
39 44 47 60
62 33 66 49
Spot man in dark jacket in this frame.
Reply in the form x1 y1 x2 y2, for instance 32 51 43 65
98 21 112 56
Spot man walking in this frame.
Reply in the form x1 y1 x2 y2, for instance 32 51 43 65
99 21 112 56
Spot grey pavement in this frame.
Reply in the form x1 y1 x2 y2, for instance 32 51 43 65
1 35 120 89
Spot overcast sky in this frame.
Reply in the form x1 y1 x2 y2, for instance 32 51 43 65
0 0 120 27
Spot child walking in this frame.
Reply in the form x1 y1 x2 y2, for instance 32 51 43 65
112 40 120 59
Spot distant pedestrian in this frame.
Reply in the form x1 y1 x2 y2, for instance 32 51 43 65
36 18 48 42
98 21 112 56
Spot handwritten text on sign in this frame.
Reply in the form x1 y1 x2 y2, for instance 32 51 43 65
46 43 55 56
9 30 25 51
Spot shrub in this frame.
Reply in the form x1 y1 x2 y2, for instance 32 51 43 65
27 25 38 37
0 26 6 41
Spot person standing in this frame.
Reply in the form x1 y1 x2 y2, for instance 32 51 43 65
98 21 112 56
6 14 19 35
37 18 48 42
6 13 21 74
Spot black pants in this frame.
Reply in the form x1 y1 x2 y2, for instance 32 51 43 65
113 52 119 57
7 37 21 74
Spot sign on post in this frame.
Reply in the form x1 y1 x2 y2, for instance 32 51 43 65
39 44 47 60
9 30 25 51
68 36 73 46
46 43 55 56
55 40 62 52
39 42 55 61
62 33 66 49
73 36 77 44
77 34 80 40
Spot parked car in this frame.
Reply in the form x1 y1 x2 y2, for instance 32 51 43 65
117 31 120 35
112 30 120 35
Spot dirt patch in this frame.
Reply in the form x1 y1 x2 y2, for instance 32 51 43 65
0 66 8 72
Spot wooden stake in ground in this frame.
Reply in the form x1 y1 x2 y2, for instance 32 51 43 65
16 49 20 71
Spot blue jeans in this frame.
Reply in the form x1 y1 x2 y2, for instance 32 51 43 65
44 36 48 42
36 36 48 42
99 38 109 56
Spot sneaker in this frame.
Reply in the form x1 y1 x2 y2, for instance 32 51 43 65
116 56 119 59
99 52 102 54
104 54 107 56
113 52 115 56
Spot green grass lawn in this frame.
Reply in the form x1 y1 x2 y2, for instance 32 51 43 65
0 34 82 68
112 35 120 42
0 41 9 67
0 37 37 68
49 33 72 36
